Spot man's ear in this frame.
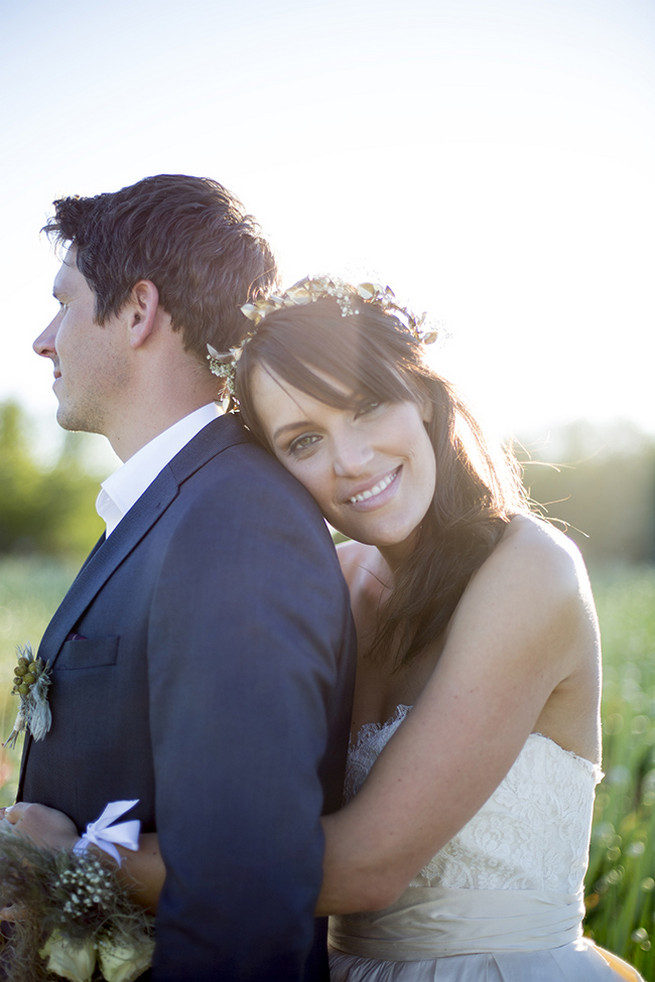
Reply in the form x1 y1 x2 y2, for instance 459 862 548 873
128 280 160 348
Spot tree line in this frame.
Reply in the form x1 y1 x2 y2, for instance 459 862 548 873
518 419 655 568
1 400 653 566
0 400 104 557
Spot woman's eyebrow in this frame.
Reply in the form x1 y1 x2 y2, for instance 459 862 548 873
272 419 313 442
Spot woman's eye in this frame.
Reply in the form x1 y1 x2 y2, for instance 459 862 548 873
288 433 321 456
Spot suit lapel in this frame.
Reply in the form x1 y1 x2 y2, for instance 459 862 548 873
36 468 180 669
37 414 250 669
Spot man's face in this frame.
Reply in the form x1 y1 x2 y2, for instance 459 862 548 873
33 248 131 435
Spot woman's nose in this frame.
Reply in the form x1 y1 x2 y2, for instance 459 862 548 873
332 431 374 477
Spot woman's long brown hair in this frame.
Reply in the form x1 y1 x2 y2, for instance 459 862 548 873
236 298 528 667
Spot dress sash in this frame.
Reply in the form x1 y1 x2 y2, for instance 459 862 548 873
329 886 584 960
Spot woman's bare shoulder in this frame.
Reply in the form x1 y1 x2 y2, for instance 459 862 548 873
457 513 598 659
492 513 589 590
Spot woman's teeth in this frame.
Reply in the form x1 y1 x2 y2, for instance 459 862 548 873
349 469 398 504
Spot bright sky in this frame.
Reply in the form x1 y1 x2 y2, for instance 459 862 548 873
1 0 653 458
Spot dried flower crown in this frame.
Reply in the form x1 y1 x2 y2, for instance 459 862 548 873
206 275 438 410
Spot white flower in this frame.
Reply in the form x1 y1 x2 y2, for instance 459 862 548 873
97 936 155 982
40 931 96 982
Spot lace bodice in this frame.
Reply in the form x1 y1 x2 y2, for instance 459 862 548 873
345 704 602 895
328 708 637 975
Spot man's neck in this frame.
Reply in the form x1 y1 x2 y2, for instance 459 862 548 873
98 404 221 536
110 393 220 462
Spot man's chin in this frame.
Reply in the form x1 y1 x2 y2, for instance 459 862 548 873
55 406 94 435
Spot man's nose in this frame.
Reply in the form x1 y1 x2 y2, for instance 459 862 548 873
33 312 60 358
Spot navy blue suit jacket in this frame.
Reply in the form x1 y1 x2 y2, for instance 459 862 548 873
19 414 357 980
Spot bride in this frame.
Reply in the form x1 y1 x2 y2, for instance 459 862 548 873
3 278 642 980
231 277 641 980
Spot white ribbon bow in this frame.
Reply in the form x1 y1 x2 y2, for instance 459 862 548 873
73 799 141 865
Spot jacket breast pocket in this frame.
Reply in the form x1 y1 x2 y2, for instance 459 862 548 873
55 636 120 670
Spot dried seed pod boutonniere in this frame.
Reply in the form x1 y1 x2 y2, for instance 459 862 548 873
3 642 52 748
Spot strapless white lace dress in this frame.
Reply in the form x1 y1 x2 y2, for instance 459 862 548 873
329 705 642 981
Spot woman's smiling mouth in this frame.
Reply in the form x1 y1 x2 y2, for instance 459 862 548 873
347 467 401 505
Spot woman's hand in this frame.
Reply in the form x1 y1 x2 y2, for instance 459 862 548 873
0 802 165 913
0 802 80 922
0 801 78 851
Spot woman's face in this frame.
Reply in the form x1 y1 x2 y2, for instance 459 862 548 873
250 364 437 561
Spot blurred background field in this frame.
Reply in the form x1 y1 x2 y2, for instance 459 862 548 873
1 551 655 973
0 556 78 803
583 569 655 976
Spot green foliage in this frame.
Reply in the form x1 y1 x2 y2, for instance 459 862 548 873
584 568 655 975
0 556 75 801
0 557 654 971
0 401 103 559
519 422 655 567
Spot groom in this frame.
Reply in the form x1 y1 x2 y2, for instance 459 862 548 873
17 175 356 980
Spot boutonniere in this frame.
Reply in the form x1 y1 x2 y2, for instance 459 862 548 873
3 643 52 749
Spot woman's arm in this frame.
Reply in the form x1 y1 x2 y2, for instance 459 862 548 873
317 517 601 915
1 802 165 912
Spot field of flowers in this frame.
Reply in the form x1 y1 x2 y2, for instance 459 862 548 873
1 557 654 972
583 568 655 975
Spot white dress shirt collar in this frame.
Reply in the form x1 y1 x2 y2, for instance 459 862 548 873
96 404 220 537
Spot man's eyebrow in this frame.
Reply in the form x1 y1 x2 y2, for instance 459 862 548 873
53 278 72 301
53 256 77 299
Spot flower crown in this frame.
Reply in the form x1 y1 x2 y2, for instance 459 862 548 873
206 275 437 410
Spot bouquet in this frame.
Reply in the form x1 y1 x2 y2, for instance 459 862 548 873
0 827 154 982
